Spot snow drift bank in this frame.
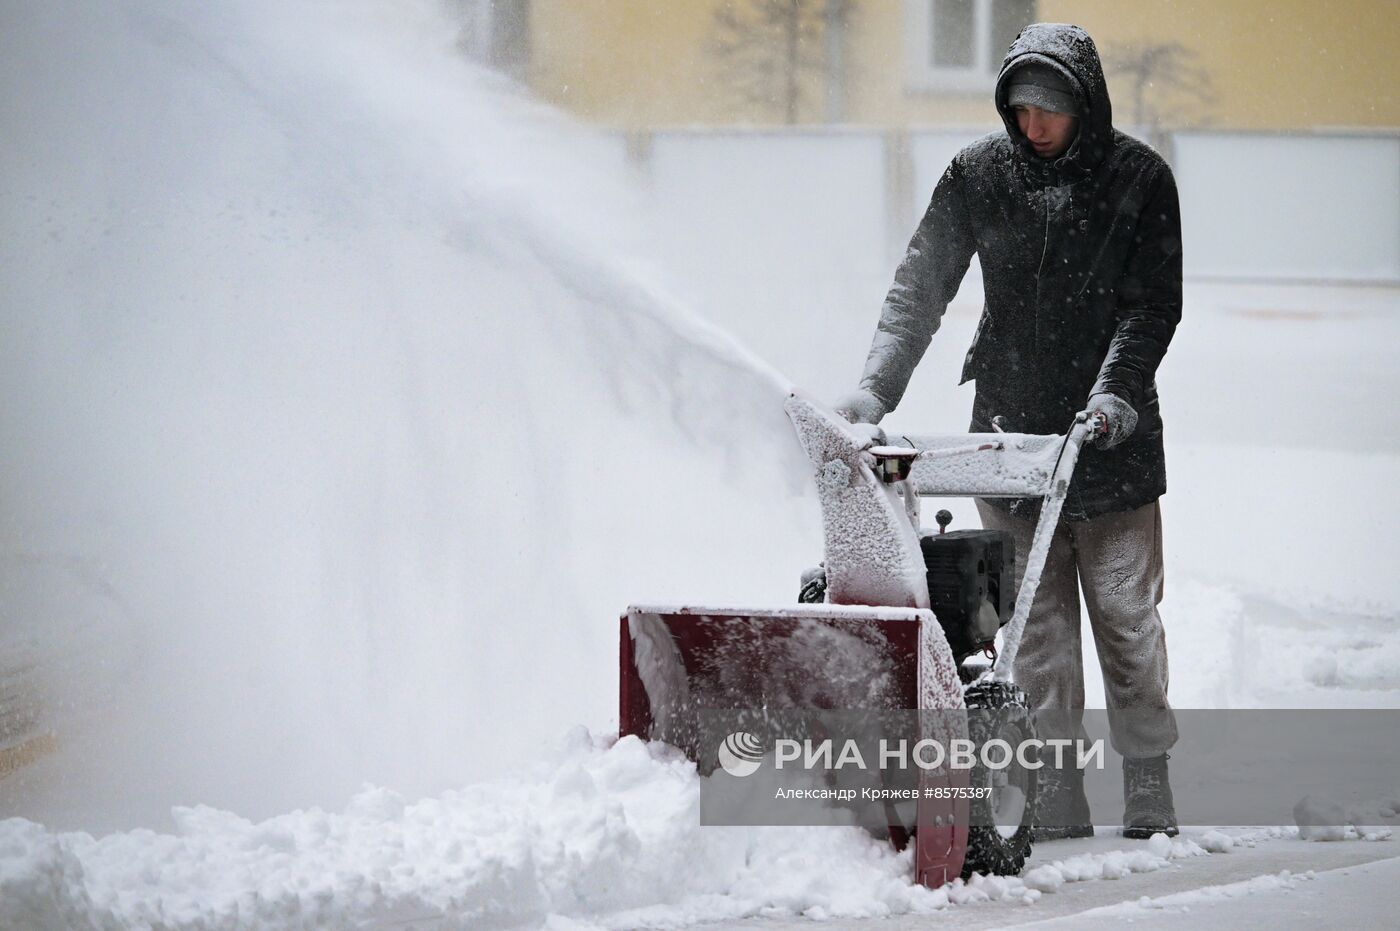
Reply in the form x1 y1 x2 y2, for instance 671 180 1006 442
2 733 1227 930
0 0 815 828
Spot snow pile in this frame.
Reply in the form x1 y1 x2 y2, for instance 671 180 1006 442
899 832 1212 909
1294 794 1396 842
946 872 1042 907
1295 796 1350 842
1199 829 1236 852
1214 826 1296 847
1020 833 1207 893
0 733 953 930
0 822 99 931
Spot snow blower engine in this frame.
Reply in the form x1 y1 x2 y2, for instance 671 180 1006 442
802 505 1013 669
619 393 1099 886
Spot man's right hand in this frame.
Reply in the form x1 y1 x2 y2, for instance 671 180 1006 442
833 389 887 425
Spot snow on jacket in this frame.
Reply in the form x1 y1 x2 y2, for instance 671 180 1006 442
857 23 1182 521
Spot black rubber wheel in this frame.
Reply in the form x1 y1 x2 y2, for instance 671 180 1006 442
960 681 1038 879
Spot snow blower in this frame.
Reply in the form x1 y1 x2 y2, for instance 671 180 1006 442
620 392 1098 886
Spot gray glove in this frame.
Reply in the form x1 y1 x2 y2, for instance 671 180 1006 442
1086 393 1138 449
833 388 887 425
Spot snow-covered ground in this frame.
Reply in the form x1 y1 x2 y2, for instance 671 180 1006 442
4 734 1396 929
1 0 1397 928
706 828 1400 930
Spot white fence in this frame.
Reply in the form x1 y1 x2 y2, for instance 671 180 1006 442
646 129 888 312
1173 132 1400 282
623 126 1400 286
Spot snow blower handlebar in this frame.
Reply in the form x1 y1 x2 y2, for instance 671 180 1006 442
989 412 1095 682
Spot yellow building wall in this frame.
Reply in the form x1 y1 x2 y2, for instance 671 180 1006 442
526 0 1400 131
841 0 1005 128
528 0 786 127
1037 0 1400 131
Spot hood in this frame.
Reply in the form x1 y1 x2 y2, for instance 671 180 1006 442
995 23 1114 177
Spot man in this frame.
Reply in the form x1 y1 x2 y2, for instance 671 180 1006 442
835 23 1181 840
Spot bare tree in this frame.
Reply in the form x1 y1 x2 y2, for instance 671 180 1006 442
710 0 850 124
1102 42 1216 151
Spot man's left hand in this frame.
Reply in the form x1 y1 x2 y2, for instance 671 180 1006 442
1086 393 1138 449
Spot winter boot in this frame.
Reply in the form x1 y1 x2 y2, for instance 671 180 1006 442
1122 753 1179 839
1031 764 1094 841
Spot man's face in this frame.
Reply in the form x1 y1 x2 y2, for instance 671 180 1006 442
1014 105 1079 159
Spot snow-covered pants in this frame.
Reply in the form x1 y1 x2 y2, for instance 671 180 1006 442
975 499 1178 759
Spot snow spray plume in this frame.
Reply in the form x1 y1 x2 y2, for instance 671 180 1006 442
0 0 813 829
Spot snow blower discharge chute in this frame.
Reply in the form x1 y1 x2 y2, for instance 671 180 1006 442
620 393 1098 886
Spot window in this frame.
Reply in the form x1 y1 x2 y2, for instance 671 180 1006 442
904 0 1035 92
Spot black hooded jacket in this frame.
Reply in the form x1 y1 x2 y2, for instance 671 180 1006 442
858 23 1182 521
